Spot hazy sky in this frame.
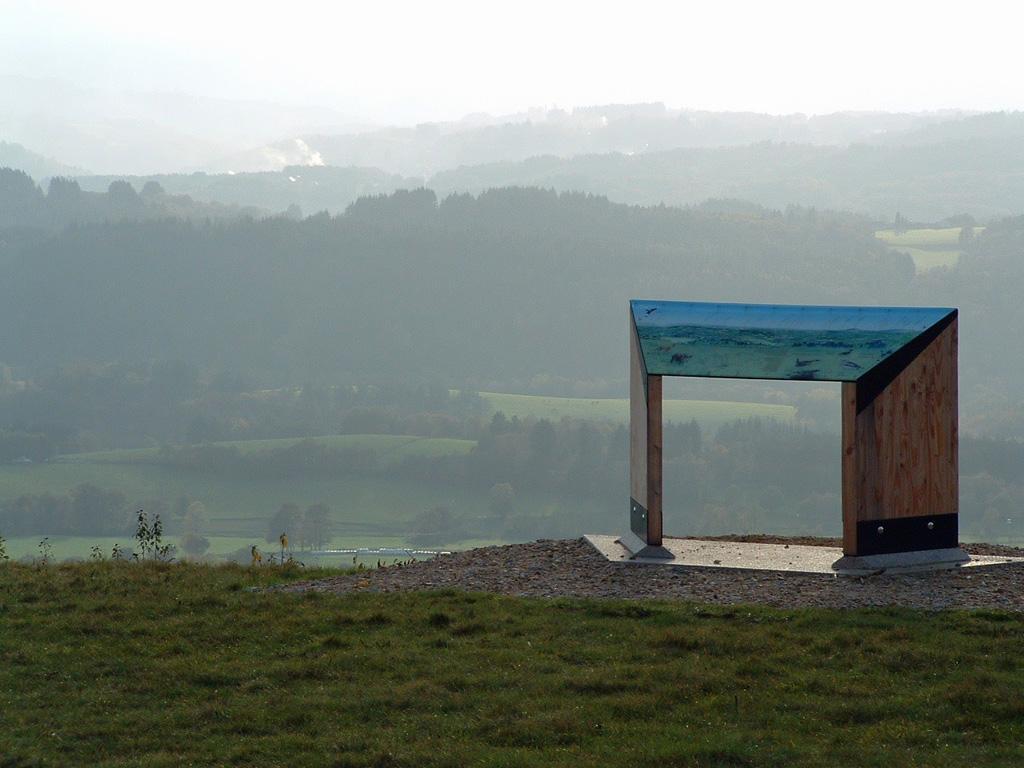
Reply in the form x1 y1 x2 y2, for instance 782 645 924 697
3 0 1023 124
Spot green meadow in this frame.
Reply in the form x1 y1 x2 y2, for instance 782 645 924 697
0 397 799 560
3 561 1024 767
0 433 588 559
0 458 580 560
62 434 477 464
477 391 796 427
875 226 983 272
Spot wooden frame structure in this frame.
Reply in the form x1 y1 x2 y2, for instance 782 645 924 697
625 301 962 567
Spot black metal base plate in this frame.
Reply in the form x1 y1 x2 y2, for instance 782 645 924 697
856 513 957 555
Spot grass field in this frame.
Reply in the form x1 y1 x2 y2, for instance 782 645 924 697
875 226 983 272
62 434 477 464
478 391 796 428
0 457 588 558
3 561 1024 767
0 432 593 559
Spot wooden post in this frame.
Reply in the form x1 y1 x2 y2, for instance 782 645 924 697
841 318 959 558
646 375 663 545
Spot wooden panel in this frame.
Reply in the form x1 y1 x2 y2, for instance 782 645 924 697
646 375 663 545
841 320 958 555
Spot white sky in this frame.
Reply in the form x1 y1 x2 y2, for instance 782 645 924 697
2 0 1023 124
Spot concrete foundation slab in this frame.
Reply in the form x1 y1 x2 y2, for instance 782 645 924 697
831 547 969 575
585 534 1024 576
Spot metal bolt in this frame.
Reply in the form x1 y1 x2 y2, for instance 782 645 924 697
927 521 935 530
877 526 885 535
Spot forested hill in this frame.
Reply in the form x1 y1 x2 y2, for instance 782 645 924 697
0 187 908 384
3 186 1022 435
74 165 417 219
0 168 262 230
57 127 1024 222
431 136 1024 222
283 107 957 178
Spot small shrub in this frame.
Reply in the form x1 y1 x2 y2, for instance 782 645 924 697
37 537 52 565
134 509 174 561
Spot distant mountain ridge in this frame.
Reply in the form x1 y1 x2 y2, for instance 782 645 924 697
0 75 369 175
0 141 86 178
276 105 972 178
67 121 1024 221
0 75 991 177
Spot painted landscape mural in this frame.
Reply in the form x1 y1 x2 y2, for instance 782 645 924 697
631 300 955 381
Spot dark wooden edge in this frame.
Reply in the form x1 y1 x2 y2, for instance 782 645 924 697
646 375 662 545
855 309 957 413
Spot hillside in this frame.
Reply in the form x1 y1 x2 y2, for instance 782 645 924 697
4 186 1024 436
3 557 1024 766
0 187 909 382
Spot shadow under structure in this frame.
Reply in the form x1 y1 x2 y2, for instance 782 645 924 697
625 299 962 572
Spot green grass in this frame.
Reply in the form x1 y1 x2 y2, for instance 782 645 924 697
478 391 796 428
3 561 1024 766
875 227 984 272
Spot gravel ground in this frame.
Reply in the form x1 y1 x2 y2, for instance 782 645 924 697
282 538 1024 611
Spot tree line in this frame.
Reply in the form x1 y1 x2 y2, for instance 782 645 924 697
4 416 1021 546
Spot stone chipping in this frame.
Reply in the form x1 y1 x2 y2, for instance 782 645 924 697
281 538 1024 612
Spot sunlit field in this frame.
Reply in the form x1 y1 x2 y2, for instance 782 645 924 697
876 227 984 272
